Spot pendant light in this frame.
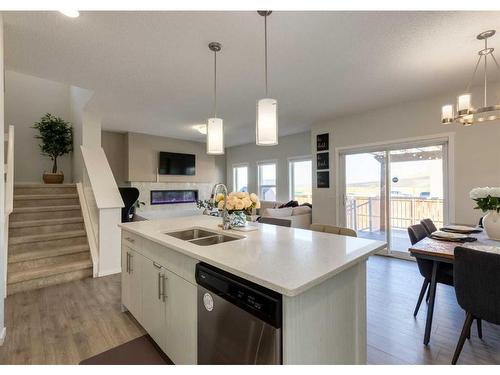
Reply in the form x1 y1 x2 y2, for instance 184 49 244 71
256 11 278 146
207 42 224 155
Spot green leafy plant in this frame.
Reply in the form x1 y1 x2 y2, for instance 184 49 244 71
33 113 73 174
470 187 500 213
134 200 145 209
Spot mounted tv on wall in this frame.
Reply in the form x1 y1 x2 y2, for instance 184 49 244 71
158 152 196 175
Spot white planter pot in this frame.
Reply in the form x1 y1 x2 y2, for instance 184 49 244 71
483 210 500 240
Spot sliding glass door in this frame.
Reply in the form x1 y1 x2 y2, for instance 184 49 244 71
344 152 387 243
388 145 445 252
341 140 447 255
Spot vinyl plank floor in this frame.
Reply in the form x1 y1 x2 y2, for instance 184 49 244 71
367 255 500 365
0 256 499 364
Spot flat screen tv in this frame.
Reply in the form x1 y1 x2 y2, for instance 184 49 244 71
159 152 196 176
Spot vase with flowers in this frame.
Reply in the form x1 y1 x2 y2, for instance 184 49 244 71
470 187 500 240
214 191 261 228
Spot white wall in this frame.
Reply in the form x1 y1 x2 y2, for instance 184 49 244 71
5 70 72 182
225 132 311 202
102 131 128 186
70 85 94 183
311 84 500 227
0 13 6 345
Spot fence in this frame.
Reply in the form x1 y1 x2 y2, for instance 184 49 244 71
346 196 444 232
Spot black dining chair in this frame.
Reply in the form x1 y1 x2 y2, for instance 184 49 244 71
408 224 454 317
451 247 500 364
420 218 438 235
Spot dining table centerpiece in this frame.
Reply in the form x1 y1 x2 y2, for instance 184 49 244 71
215 191 260 227
470 187 500 240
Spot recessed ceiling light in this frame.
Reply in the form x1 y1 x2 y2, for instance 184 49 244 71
193 124 207 135
59 10 80 18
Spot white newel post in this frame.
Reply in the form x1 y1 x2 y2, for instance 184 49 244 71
98 208 123 276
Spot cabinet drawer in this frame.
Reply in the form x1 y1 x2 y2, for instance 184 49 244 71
122 230 142 251
140 238 197 285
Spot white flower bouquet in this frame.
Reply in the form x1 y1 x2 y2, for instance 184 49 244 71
469 187 500 212
214 191 261 214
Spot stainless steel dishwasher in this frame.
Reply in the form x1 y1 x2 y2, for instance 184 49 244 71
196 262 282 364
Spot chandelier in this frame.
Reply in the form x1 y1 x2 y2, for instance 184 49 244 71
441 30 500 126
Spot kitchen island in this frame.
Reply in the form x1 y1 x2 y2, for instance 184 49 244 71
119 215 385 364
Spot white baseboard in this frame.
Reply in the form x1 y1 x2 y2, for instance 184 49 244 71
0 327 6 346
98 267 122 278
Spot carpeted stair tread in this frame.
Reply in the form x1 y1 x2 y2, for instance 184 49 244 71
13 205 81 213
9 216 83 229
7 257 92 284
8 244 90 263
14 193 78 200
9 230 86 245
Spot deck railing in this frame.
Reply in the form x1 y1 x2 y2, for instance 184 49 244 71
346 195 443 232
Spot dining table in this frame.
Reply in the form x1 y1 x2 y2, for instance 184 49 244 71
408 229 500 345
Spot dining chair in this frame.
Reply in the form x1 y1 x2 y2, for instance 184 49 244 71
420 218 438 235
408 224 454 317
310 224 357 237
451 246 500 364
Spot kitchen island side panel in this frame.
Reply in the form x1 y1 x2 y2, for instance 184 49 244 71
282 261 367 364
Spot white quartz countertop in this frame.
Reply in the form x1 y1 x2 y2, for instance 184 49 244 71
119 216 386 297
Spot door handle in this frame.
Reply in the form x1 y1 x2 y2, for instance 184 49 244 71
126 252 130 273
153 261 162 269
129 254 133 273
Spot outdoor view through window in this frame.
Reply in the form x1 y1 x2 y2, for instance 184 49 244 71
290 159 312 204
344 145 445 253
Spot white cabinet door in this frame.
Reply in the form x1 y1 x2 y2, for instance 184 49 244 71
141 258 167 351
164 268 198 364
121 246 142 322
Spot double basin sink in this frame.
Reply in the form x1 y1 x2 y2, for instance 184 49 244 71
165 227 243 246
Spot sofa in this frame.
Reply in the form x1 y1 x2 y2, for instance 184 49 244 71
258 200 312 229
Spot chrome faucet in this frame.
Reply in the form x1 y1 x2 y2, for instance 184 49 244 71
211 183 230 230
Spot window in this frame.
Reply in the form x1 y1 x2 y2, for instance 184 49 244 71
233 165 248 192
289 158 312 204
258 162 277 201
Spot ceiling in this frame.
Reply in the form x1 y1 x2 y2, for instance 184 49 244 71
4 11 500 147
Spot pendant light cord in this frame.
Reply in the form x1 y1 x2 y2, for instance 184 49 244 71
264 14 268 97
214 49 217 118
484 38 488 107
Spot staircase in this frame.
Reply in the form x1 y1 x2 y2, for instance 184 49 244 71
7 183 93 295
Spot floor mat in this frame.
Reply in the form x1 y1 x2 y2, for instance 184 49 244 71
80 335 173 365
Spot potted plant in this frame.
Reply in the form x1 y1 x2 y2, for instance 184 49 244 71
33 113 73 184
470 187 500 240
214 192 260 227
196 199 216 215
129 199 145 221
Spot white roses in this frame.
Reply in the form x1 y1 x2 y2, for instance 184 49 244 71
215 191 261 212
470 187 500 199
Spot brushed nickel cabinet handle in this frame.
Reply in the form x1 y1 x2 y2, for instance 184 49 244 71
125 237 135 244
126 252 130 273
158 273 162 300
129 254 133 273
153 261 162 269
162 275 167 302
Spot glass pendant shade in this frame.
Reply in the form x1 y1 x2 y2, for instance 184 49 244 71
457 93 472 115
256 98 278 146
441 104 454 124
206 118 224 155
